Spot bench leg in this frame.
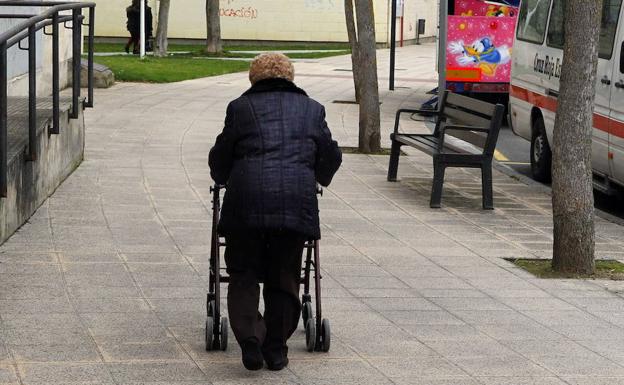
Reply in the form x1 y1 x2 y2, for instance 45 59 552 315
430 161 445 208
387 139 402 182
481 162 494 210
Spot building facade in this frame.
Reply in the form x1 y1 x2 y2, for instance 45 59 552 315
93 0 438 45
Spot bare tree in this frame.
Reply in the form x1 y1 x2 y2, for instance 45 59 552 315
551 0 602 274
154 0 170 57
206 0 222 54
344 0 361 102
346 0 381 153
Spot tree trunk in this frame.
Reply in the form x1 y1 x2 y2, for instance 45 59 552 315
354 0 381 153
206 0 222 54
344 0 361 103
154 0 170 58
551 0 601 274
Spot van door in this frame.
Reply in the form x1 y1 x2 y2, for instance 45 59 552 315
608 2 624 185
547 0 613 175
592 1 619 176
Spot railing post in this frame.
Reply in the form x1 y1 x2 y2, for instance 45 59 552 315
71 8 82 119
51 12 59 134
26 25 37 161
0 43 7 197
85 6 94 108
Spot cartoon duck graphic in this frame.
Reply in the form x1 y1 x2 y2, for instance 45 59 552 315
449 37 511 77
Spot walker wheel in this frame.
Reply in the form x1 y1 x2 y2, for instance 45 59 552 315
302 301 313 328
205 317 214 351
220 317 229 351
305 318 316 352
320 318 331 352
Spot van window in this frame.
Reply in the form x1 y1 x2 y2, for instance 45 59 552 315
601 0 623 58
546 0 564 48
547 0 623 59
516 0 552 44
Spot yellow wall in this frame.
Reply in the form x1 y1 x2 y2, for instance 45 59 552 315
93 0 437 43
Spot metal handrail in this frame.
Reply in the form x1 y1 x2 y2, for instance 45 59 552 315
0 1 95 197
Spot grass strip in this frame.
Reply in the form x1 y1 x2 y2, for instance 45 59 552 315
93 55 250 83
92 42 350 59
510 258 624 280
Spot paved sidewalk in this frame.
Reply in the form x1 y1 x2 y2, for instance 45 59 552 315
1 44 624 385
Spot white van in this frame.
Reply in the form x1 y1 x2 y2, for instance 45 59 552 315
509 0 624 194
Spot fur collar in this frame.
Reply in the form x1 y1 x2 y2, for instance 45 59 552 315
243 78 307 96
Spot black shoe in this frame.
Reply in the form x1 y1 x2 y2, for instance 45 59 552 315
266 356 288 371
262 345 289 371
241 338 263 371
124 45 130 54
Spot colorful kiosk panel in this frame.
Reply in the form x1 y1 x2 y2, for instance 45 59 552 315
444 0 519 94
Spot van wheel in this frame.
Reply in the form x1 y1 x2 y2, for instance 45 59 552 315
531 118 552 183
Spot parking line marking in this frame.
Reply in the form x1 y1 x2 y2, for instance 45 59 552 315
494 149 510 162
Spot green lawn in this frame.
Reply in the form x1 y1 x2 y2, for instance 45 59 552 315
91 42 350 59
510 258 624 280
93 55 250 83
93 41 351 83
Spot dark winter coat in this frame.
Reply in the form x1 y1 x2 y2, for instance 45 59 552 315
209 78 342 240
126 5 153 37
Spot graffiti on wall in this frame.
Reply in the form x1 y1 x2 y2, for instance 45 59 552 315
220 0 258 19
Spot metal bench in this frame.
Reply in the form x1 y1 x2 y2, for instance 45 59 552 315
387 91 505 209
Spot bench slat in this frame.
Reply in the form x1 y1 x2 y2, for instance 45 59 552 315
395 134 466 155
446 92 496 116
443 106 492 128
444 128 487 149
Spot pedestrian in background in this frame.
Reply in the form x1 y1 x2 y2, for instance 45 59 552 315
125 0 153 54
209 53 342 371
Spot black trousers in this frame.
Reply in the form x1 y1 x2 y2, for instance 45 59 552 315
225 230 305 360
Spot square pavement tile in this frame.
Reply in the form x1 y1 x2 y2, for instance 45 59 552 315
385 310 465 326
476 378 568 385
73 298 152 313
99 341 188 362
107 362 207 383
450 310 533 325
530 354 624 377
430 297 513 311
17 363 113 383
9 342 101 363
474 322 566 341
503 340 603 358
403 324 488 342
391 377 482 385
562 378 624 385
424 338 516 358
361 297 441 312
287 359 387 381
369 357 466 378
449 355 551 377
0 298 74 314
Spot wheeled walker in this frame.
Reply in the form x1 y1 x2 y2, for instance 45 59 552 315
205 184 331 353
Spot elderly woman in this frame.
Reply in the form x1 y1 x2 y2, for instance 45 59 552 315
209 53 342 371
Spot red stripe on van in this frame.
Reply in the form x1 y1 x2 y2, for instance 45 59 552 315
510 85 624 139
510 85 558 112
611 119 624 139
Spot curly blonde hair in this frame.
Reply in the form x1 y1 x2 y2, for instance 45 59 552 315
248 53 295 85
